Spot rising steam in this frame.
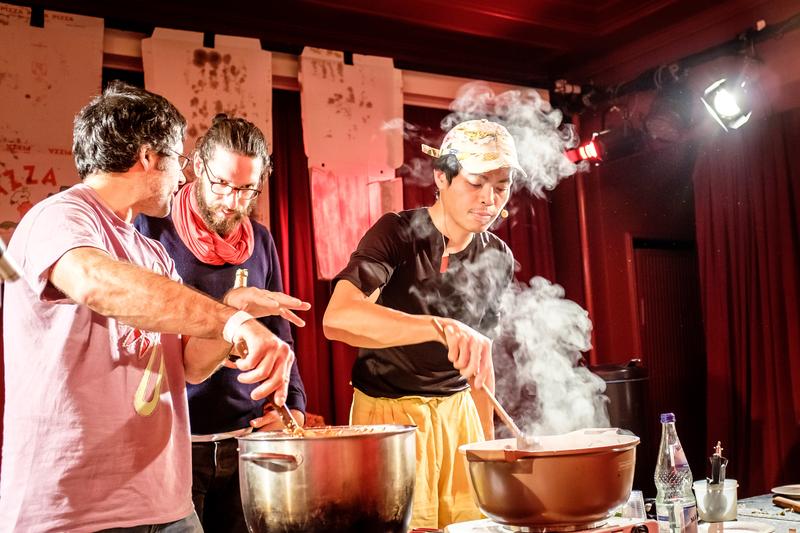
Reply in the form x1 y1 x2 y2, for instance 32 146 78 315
496 277 609 436
383 81 586 191
386 82 607 437
443 82 586 196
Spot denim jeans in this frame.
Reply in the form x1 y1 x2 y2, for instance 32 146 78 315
96 511 202 532
191 439 248 533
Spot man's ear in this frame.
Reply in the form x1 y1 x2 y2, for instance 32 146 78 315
138 144 155 170
192 151 204 179
433 169 448 192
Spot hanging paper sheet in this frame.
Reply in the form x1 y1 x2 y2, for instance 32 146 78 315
309 167 371 281
142 28 273 227
0 3 103 241
368 177 403 225
299 47 403 279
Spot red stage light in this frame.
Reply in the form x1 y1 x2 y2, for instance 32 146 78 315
580 141 599 160
566 127 644 165
567 138 603 163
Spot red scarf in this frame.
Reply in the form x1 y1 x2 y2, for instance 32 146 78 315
172 181 254 265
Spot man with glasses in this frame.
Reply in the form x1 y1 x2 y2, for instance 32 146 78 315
1 83 298 532
136 113 308 533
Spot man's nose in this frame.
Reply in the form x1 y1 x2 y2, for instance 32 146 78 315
223 191 238 208
480 184 495 204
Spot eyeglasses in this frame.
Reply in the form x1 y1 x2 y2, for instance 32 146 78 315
165 147 191 171
201 158 262 200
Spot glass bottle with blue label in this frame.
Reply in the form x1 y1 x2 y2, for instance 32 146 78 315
654 412 698 533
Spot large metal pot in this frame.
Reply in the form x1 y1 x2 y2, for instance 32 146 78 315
238 424 415 533
460 428 639 529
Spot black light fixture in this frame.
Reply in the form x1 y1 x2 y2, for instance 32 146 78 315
569 14 800 134
644 82 694 143
700 77 752 131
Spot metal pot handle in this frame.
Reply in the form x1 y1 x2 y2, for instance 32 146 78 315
241 451 304 469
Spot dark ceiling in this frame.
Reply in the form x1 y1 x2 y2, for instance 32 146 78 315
11 0 758 86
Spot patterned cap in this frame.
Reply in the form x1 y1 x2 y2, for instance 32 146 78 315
421 119 526 177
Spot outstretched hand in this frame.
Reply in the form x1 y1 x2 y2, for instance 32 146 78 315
225 287 311 327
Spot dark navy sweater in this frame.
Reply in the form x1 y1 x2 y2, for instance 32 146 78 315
135 214 307 434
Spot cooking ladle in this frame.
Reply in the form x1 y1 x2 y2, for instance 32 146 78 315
265 392 305 436
228 268 304 436
227 329 305 436
227 364 304 436
431 318 539 450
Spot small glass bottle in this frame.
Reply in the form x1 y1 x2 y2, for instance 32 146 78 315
234 268 249 289
654 412 698 533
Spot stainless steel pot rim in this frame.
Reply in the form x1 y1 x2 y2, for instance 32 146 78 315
237 423 417 441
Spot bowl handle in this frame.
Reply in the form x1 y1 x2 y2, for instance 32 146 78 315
581 428 628 435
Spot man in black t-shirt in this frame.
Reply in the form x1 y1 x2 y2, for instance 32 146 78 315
323 119 525 529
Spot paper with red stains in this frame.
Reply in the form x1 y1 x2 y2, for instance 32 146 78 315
368 177 403 225
142 28 273 227
0 3 103 242
308 174 404 280
299 47 403 279
309 167 370 280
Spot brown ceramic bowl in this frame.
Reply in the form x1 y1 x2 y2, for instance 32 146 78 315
459 428 639 529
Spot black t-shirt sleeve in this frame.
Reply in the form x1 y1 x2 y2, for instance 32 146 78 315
333 212 407 296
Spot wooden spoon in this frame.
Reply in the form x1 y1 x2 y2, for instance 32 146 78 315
431 318 538 449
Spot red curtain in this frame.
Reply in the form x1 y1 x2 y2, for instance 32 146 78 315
693 108 800 496
269 92 557 424
269 90 355 425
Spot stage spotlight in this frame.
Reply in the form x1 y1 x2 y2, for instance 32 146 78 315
566 137 601 163
701 78 752 131
566 127 644 164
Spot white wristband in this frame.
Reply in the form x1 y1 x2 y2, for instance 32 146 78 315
223 310 255 343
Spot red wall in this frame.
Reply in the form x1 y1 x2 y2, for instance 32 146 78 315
549 177 587 310
551 140 698 364
549 136 705 493
553 0 800 366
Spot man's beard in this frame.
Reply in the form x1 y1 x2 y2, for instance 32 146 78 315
195 180 255 236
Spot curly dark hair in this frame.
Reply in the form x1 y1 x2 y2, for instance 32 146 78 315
72 81 186 179
195 113 272 183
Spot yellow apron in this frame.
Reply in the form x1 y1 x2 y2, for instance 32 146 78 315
350 388 484 529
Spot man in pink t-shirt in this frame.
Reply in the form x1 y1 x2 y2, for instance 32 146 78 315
0 82 305 532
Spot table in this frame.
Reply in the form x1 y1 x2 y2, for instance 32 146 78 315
735 494 800 533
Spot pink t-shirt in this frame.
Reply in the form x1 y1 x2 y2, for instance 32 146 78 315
1 184 193 532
